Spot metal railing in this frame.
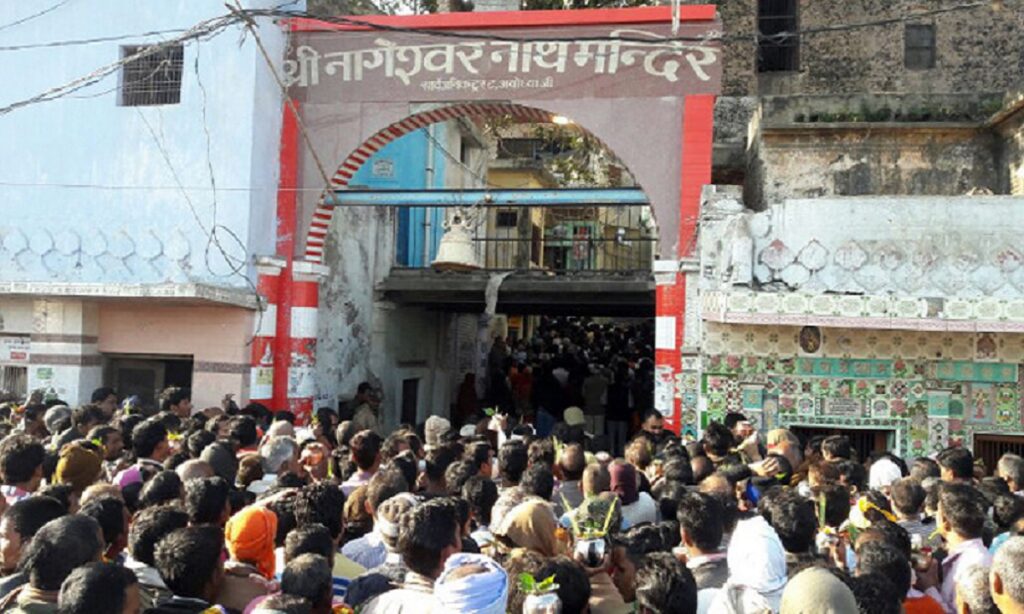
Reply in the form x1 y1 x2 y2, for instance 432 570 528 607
396 204 656 273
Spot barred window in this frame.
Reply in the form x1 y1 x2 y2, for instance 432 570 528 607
120 44 184 106
905 25 936 70
758 0 799 73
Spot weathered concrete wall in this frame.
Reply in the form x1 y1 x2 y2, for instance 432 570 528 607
317 206 396 405
315 121 482 420
753 125 1000 205
699 195 1024 299
995 94 1024 196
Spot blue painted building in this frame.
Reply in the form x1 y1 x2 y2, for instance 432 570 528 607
347 126 449 267
0 1 296 406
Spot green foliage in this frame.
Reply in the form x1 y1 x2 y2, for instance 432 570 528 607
518 573 559 594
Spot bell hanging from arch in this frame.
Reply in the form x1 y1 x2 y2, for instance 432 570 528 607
431 212 480 271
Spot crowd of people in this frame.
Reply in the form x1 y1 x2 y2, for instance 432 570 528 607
0 384 1022 614
465 317 655 456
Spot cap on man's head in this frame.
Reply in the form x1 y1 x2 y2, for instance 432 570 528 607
424 416 452 448
563 407 585 427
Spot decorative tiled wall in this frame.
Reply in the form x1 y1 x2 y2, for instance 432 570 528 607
692 323 1024 455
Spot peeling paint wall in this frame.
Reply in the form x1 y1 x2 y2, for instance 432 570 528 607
317 206 394 406
753 125 1000 206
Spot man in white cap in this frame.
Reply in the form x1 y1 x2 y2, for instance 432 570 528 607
868 457 903 494
424 416 451 450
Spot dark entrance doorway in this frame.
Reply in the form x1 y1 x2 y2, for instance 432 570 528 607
790 426 893 463
104 354 193 411
974 434 1024 475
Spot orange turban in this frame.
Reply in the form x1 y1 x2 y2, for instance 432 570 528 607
224 505 278 579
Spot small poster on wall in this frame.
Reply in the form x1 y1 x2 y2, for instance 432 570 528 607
0 336 29 364
654 365 674 417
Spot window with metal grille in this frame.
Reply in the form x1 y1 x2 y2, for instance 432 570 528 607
0 366 27 399
905 24 936 70
758 0 799 72
496 211 518 227
120 44 184 106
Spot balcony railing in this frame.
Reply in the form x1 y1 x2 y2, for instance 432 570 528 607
395 204 656 274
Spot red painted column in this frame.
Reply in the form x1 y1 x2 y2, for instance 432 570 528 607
249 258 285 405
273 103 300 413
284 260 325 424
655 94 715 435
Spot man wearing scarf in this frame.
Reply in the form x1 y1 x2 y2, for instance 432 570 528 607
433 553 508 614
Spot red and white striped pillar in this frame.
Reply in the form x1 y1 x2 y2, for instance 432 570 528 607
249 257 286 406
657 94 715 436
276 259 328 425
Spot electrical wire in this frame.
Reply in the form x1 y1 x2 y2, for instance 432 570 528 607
0 0 73 33
0 1 994 54
0 13 241 116
0 1 999 117
258 1 992 45
0 29 189 52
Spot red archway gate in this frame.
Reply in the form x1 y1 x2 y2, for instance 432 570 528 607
258 6 722 427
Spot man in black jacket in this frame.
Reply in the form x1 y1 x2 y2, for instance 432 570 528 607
144 526 224 614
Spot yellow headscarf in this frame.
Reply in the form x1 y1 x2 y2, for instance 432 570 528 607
494 499 560 558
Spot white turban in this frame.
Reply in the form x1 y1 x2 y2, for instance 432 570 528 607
716 515 787 613
869 458 903 491
434 553 508 614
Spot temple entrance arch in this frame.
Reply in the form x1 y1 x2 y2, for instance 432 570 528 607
257 7 723 428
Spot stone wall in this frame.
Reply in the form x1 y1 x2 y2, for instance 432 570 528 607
781 1 1024 96
681 0 756 97
686 0 1024 97
685 0 1024 185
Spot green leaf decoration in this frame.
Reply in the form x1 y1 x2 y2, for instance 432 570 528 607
537 575 556 591
518 573 536 593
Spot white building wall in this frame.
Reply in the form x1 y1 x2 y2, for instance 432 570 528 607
0 0 295 289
